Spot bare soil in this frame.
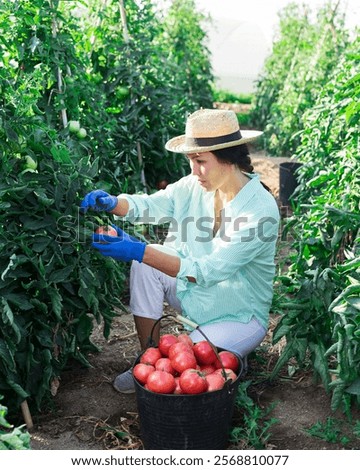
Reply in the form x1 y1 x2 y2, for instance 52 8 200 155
28 156 360 451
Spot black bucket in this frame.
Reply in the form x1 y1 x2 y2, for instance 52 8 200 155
134 351 243 450
133 315 244 449
279 162 302 206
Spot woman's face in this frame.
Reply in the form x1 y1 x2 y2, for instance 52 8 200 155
187 152 232 192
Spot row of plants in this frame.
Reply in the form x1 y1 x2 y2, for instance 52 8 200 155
252 3 359 416
251 2 350 156
0 0 214 417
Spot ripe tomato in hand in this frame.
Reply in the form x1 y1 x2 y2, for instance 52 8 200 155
95 225 118 237
156 179 169 190
192 341 218 365
133 363 155 385
179 369 208 394
95 225 118 243
140 347 162 366
146 370 176 394
171 351 197 374
158 334 178 357
213 351 239 372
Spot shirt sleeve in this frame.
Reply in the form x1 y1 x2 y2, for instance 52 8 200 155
114 184 177 225
177 211 279 288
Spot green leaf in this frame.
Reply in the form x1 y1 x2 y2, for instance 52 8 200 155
309 342 330 393
346 378 360 395
0 339 16 371
49 265 74 283
346 296 360 310
50 145 71 163
272 324 292 344
270 341 298 380
32 236 52 253
1 299 21 344
48 287 63 320
19 215 53 230
3 293 33 311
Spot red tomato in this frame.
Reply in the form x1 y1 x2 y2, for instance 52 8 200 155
171 351 197 374
155 357 176 375
177 333 194 347
146 371 176 394
213 351 239 372
156 179 169 190
192 341 218 365
179 369 208 394
133 363 155 385
95 225 118 237
199 364 216 376
158 334 178 357
215 368 237 382
140 347 162 366
168 342 193 360
205 372 225 392
174 377 183 395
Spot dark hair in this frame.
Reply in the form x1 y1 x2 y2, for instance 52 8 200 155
212 144 271 193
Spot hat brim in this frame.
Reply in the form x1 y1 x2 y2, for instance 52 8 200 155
165 130 263 154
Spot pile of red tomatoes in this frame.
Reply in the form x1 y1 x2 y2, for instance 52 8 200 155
133 333 240 395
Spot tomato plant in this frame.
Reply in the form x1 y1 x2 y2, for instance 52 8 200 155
267 33 360 414
0 0 215 416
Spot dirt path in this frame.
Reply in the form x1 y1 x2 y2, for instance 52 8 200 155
29 156 359 451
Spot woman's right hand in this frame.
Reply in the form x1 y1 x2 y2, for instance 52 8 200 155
80 190 118 212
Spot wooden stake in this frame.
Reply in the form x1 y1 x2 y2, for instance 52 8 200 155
119 0 130 43
20 400 33 430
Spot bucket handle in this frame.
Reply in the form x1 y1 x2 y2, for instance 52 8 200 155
146 314 244 392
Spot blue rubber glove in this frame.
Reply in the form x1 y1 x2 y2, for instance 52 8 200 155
92 226 146 263
80 190 118 213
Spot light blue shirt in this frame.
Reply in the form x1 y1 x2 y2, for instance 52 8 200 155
117 173 280 329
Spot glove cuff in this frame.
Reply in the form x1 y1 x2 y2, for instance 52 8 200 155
106 195 118 211
131 241 146 263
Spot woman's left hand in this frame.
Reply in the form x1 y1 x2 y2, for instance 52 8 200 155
92 226 146 263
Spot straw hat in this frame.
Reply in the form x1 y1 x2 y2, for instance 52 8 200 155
165 108 263 154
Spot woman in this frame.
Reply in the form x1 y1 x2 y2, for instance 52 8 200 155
80 109 280 393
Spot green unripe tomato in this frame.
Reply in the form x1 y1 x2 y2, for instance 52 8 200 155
18 135 27 149
77 128 87 139
68 120 81 133
116 86 130 99
24 155 37 170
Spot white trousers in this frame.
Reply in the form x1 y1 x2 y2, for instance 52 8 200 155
129 260 267 359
